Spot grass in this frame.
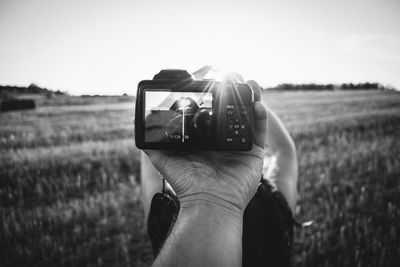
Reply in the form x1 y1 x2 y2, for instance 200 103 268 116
1 91 399 266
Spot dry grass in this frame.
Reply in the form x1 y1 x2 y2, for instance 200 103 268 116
0 91 399 266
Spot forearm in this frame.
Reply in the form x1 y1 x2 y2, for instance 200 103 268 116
152 202 243 267
266 107 298 212
266 107 295 153
274 149 298 212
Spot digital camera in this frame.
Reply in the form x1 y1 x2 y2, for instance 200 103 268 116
134 69 254 150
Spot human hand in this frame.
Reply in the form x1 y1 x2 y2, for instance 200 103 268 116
144 69 267 215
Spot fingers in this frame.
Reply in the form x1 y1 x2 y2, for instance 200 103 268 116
246 79 262 102
246 79 266 148
253 101 268 149
192 65 213 79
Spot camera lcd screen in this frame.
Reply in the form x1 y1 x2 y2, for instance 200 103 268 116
144 90 213 143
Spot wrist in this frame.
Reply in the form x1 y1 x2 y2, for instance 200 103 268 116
179 194 244 228
179 191 245 220
154 192 243 267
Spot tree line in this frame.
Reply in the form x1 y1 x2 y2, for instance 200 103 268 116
0 83 66 97
0 82 395 97
265 82 390 91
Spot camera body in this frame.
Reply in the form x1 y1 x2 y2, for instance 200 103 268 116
135 69 254 151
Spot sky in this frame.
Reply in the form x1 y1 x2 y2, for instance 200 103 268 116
0 0 399 95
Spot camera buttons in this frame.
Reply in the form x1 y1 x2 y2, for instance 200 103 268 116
241 110 248 116
240 137 248 144
240 123 247 132
226 137 234 143
226 105 234 116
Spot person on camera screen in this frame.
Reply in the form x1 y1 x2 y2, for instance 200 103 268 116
144 94 213 143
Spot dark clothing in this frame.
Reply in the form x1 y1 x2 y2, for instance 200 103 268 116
147 178 295 267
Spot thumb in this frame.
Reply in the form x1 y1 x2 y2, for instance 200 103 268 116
253 101 268 149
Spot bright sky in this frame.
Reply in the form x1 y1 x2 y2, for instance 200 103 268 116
0 0 399 95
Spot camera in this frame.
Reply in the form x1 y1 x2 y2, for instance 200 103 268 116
135 69 254 150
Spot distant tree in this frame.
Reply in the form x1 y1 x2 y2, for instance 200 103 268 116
28 83 42 93
0 84 67 95
54 90 65 95
326 84 334 90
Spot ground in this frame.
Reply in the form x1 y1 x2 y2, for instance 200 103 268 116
0 90 399 266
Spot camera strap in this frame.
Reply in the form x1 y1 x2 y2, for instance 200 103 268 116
162 177 166 193
147 177 180 255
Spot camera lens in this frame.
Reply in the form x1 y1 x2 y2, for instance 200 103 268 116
170 97 199 114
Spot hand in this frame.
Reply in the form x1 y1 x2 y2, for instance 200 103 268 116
144 70 267 215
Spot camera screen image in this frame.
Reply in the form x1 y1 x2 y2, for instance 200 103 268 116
144 90 213 143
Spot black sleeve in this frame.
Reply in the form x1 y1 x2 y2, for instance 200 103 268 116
242 178 295 267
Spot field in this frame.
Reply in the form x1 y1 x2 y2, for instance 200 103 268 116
1 90 399 266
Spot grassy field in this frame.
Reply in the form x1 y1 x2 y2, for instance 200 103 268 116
1 90 399 266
